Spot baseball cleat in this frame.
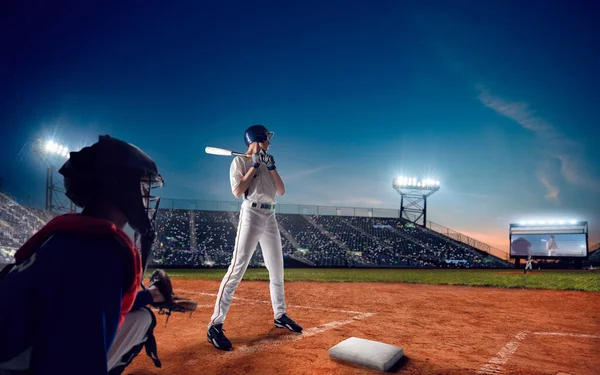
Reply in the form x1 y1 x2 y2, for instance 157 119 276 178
207 324 232 351
274 313 303 333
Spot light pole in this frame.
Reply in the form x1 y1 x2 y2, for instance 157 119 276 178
32 139 76 216
392 176 440 227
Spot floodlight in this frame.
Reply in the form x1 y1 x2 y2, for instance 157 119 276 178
435 180 440 186
549 220 556 225
558 220 565 225
569 220 577 225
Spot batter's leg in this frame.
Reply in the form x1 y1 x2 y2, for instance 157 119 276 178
209 207 264 327
259 212 286 320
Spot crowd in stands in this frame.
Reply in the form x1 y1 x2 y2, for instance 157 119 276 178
0 193 515 269
0 192 53 250
1 247 16 265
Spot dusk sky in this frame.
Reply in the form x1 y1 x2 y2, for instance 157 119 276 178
1 0 598 252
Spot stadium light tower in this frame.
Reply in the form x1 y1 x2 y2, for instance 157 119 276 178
32 138 76 215
392 176 440 227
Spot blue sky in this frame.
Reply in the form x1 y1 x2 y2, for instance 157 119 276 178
1 0 598 251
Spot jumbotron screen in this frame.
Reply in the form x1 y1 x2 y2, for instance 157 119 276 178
510 233 587 257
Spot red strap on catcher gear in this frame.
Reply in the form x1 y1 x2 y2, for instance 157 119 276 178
12 213 141 328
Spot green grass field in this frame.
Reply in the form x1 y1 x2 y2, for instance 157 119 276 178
149 268 600 292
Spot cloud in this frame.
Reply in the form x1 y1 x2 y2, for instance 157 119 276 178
555 153 600 191
538 175 560 203
476 85 600 194
477 87 557 135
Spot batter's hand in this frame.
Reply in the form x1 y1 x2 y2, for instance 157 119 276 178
263 154 276 170
251 153 261 169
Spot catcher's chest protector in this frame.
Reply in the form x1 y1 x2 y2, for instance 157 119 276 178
2 213 141 328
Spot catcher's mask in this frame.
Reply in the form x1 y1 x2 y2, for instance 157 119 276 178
59 135 164 271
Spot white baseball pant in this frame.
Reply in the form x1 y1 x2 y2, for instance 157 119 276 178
209 201 286 327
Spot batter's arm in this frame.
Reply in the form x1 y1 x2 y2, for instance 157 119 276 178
269 169 285 196
232 167 259 198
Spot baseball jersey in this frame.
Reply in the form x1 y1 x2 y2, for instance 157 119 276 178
0 232 128 375
230 155 277 204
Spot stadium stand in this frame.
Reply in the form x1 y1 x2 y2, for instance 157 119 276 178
0 191 515 270
586 242 600 267
0 192 53 249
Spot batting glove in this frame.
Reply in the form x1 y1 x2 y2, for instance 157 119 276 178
251 153 261 169
264 154 276 170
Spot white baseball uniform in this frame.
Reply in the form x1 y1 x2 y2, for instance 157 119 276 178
525 256 533 272
546 237 558 256
208 155 286 327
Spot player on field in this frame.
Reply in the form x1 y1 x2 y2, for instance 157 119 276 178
0 135 196 374
206 125 302 351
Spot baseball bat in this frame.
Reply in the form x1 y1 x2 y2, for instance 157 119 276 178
205 146 250 157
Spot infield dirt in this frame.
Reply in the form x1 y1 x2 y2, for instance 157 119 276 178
127 279 600 375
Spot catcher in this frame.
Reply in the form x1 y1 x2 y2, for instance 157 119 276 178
0 135 197 375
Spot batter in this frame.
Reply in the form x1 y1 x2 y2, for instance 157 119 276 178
546 235 558 256
206 124 302 351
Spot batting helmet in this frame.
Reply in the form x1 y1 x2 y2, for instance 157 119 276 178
58 135 164 238
244 124 274 146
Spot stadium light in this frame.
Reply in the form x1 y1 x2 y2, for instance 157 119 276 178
44 140 70 159
393 176 441 191
32 137 77 215
392 174 441 227
516 219 581 226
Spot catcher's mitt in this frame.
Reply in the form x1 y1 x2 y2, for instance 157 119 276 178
148 269 198 325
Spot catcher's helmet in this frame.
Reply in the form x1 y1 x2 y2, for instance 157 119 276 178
58 135 164 238
244 124 274 146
